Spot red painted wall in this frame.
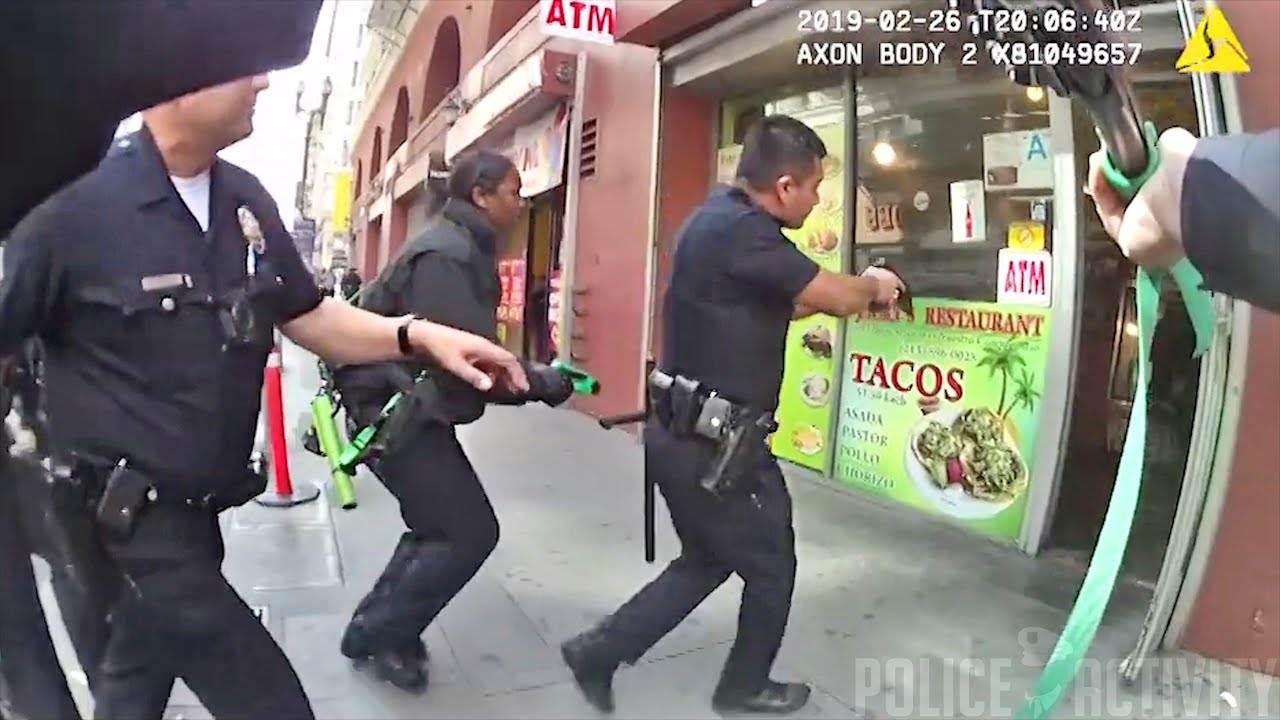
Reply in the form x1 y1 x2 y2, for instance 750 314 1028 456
1180 0 1280 675
565 41 661 418
648 89 717 363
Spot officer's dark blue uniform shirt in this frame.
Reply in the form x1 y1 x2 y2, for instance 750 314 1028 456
660 185 819 411
0 128 321 497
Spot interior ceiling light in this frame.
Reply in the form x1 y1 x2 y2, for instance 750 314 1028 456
872 141 897 166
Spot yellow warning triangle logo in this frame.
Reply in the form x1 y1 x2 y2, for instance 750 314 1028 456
1176 7 1250 73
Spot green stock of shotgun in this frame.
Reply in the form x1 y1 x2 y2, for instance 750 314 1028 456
962 1 1217 717
310 393 357 509
336 391 402 474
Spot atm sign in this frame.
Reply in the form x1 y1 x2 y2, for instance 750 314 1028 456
540 0 616 45
996 249 1052 307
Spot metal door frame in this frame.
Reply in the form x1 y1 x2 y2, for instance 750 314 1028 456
1121 0 1250 678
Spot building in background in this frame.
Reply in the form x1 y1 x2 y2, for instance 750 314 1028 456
291 217 318 272
300 0 384 272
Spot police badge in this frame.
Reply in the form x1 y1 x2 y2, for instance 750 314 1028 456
237 205 266 276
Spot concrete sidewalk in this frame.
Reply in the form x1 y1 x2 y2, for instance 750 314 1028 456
36 342 1278 719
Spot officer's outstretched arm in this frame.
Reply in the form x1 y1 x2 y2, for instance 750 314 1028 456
282 300 526 394
793 303 819 319
794 268 900 317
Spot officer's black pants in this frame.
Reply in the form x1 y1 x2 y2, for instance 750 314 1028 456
0 456 81 720
354 423 499 651
93 502 313 720
590 422 797 694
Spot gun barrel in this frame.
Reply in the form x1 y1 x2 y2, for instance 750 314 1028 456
599 410 647 430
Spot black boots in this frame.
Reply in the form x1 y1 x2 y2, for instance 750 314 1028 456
711 680 812 715
560 629 812 716
560 630 620 713
340 533 430 693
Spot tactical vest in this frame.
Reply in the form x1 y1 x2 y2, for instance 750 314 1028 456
358 215 493 319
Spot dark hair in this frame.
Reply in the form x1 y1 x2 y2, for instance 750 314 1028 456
423 149 516 216
735 115 827 191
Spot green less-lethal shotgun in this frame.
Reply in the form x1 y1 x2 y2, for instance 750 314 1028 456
336 362 602 474
311 392 357 509
965 1 1215 717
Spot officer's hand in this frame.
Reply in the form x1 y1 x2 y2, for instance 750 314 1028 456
860 266 904 306
408 321 529 394
1086 127 1197 270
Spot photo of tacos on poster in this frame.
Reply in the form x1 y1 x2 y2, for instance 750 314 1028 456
907 406 1029 518
833 299 1051 540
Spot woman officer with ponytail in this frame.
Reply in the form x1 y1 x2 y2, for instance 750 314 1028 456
336 150 575 693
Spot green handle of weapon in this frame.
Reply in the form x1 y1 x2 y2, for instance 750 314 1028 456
336 391 402 473
551 359 600 395
311 393 357 509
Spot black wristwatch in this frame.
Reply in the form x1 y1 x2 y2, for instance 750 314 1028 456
397 317 418 356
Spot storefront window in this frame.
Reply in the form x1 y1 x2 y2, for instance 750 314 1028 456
718 86 851 477
853 66 1052 303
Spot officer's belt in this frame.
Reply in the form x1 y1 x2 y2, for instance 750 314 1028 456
55 452 241 511
647 370 773 437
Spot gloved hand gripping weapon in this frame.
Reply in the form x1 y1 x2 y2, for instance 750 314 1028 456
959 1 1216 717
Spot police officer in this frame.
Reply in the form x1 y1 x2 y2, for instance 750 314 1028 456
559 115 905 715
335 150 575 693
0 75 526 719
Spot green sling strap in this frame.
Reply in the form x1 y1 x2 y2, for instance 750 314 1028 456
1015 121 1217 719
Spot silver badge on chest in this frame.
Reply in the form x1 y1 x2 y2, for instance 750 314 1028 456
237 205 266 276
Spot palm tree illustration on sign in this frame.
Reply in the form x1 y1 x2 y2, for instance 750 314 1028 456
1008 368 1042 419
977 336 1030 418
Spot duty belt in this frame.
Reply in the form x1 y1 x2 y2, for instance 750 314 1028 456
647 369 776 495
53 451 267 513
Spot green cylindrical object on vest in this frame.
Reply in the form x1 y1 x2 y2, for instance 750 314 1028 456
311 393 357 510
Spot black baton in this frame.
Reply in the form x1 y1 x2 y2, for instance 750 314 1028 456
597 407 656 563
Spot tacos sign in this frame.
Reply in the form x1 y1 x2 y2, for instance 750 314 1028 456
834 298 1051 541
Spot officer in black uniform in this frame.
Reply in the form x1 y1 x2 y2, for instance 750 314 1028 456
335 150 575 693
560 116 905 715
0 75 526 719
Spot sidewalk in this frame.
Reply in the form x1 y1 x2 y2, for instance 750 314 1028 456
36 341 1279 719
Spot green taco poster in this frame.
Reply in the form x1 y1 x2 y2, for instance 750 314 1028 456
832 299 1052 541
771 119 846 473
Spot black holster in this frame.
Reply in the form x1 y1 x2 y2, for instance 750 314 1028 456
648 371 775 496
698 411 776 496
37 460 122 619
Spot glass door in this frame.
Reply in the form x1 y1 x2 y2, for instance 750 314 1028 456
1120 0 1241 681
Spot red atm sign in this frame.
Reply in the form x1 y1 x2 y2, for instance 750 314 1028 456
540 0 616 45
996 249 1052 307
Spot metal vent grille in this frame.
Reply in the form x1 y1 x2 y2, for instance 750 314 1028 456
579 118 599 179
